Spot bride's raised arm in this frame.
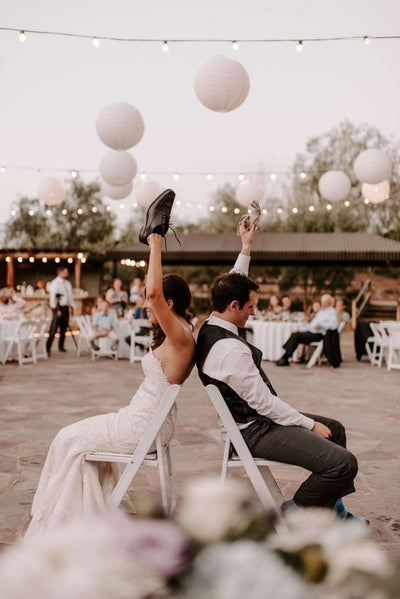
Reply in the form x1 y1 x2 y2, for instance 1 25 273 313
145 233 191 347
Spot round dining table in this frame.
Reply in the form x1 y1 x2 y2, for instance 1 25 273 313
246 320 300 361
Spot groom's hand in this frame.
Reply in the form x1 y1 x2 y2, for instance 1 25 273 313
147 233 164 249
311 422 332 439
239 217 257 253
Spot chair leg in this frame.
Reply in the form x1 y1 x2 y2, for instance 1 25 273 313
165 445 176 515
17 341 23 366
156 436 169 515
221 438 230 483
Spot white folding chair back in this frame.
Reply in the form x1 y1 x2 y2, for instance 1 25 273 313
129 318 151 363
76 315 93 357
368 322 390 367
35 317 50 360
386 325 400 371
205 384 283 511
306 321 345 369
2 319 37 365
85 384 180 514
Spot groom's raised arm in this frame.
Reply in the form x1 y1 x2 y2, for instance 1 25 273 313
230 218 257 276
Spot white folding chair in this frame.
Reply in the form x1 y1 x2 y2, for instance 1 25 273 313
306 321 345 369
35 317 50 360
129 319 151 363
387 329 400 371
369 322 390 367
85 384 180 514
76 315 93 357
2 319 37 366
205 384 284 511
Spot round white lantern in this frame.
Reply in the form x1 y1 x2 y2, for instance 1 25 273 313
96 103 144 150
236 180 264 207
102 181 133 200
99 151 137 186
194 55 250 113
134 180 164 207
318 170 351 202
361 180 390 204
38 177 66 206
353 149 392 184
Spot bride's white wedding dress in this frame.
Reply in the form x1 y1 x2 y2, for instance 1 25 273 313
25 351 176 538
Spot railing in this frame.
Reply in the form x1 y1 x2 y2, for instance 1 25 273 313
351 279 371 330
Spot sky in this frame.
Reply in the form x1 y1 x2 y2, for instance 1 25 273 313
0 0 399 227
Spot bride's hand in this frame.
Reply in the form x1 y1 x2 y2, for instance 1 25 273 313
148 233 164 249
238 216 258 248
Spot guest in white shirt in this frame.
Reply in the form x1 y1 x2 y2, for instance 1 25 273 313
195 220 362 519
46 267 74 356
0 294 26 320
276 294 338 366
90 300 119 351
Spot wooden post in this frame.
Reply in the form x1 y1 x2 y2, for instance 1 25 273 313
74 258 81 290
6 257 14 289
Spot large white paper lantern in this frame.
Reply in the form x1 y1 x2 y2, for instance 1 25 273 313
353 149 392 184
102 181 133 200
318 170 351 202
96 103 144 150
99 151 137 186
361 180 390 204
236 180 264 207
38 177 66 206
134 180 164 207
194 55 250 113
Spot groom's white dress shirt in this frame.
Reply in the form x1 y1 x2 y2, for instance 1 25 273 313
49 276 74 309
202 253 314 430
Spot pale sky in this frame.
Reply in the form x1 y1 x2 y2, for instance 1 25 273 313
0 0 399 227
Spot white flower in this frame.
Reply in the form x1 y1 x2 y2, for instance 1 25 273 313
270 508 339 552
324 540 392 584
183 541 306 599
176 477 263 544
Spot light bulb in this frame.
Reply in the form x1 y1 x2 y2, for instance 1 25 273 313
206 174 213 181
121 259 126 265
344 200 350 207
77 252 83 259
296 40 303 52
221 206 228 213
19 30 27 43
92 37 100 47
234 208 240 214
309 205 315 212
106 206 111 211
132 202 138 208
364 198 369 204
232 41 239 51
17 257 23 263
0 166 5 173
262 208 267 215
326 204 332 211
92 206 97 213
71 170 78 178
277 208 283 215
173 173 180 181
29 257 35 263
292 207 298 214
119 203 125 209
62 209 67 215
238 174 244 181
42 257 47 263
81 257 86 263
270 173 277 180
46 209 52 216
55 257 60 263
29 210 34 216
209 206 215 212
140 173 146 180
11 209 16 216
299 172 306 179
77 208 83 215
139 260 146 267
5 256 11 263
364 36 370 45
67 257 73 264
176 200 182 206
162 41 169 52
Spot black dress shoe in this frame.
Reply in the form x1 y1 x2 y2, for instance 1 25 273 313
139 189 176 245
59 348 67 353
276 357 290 366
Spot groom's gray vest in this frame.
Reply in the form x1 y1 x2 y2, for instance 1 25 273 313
196 321 277 426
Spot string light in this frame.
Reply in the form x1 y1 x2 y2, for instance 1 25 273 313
364 198 370 204
176 200 182 206
106 206 111 212
139 260 146 267
309 205 315 212
67 257 73 264
261 208 267 215
29 257 35 263
0 166 5 173
77 252 83 259
46 209 52 215
344 200 350 207
173 173 180 181
42 257 47 263
221 206 228 213
234 208 240 214
5 256 11 262
326 204 332 211
132 201 138 207
238 174 244 181
77 208 83 214
299 172 307 179
28 209 34 216
18 30 27 43
296 40 303 52
11 209 16 216
162 41 169 52
17 257 23 263
277 208 283 215
92 36 100 47
209 206 215 212
62 209 67 215
292 207 298 214
139 173 146 180
206 174 213 181
232 40 239 50
81 257 87 263
55 257 60 263
119 203 125 209
270 173 277 180
71 170 78 178
364 36 370 45
92 206 97 213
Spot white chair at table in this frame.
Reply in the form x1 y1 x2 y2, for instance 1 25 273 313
2 319 38 366
306 320 345 369
34 317 51 360
129 318 151 363
205 384 285 512
85 384 180 515
76 315 94 357
387 326 400 371
368 322 391 368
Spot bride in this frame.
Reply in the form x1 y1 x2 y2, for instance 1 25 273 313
25 231 195 538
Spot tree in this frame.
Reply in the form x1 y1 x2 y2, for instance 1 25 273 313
5 179 116 252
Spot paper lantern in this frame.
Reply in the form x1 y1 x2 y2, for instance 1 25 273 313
362 180 390 204
194 55 250 113
318 170 351 202
354 149 392 184
134 180 164 207
102 181 133 200
236 180 264 207
96 103 144 150
99 151 137 186
38 177 66 206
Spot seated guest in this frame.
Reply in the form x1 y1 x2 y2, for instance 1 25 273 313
266 294 282 317
133 295 148 320
336 298 350 324
0 294 26 320
281 295 294 320
90 299 119 351
276 294 338 366
307 299 321 322
91 296 103 317
105 278 128 317
129 277 144 304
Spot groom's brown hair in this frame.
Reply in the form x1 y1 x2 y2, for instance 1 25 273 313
210 272 259 312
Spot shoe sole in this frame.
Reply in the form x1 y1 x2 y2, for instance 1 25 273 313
139 189 176 245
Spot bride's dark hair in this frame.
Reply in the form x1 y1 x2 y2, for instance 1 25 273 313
151 274 192 350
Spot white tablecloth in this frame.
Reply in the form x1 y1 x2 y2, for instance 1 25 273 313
247 321 300 361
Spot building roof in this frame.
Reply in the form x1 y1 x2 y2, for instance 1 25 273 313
106 232 400 266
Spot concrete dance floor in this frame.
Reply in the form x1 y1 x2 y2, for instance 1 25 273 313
0 332 399 555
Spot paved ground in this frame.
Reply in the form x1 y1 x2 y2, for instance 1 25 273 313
0 331 399 555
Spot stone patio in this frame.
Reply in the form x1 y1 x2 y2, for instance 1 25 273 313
0 331 399 555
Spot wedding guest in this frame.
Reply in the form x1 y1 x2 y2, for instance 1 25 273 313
276 294 338 366
129 277 144 304
46 267 74 356
90 299 119 351
307 299 321 322
266 295 282 317
91 296 103 317
133 295 148 320
0 294 26 320
106 278 128 317
336 298 350 324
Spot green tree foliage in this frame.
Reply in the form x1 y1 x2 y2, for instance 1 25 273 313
5 179 116 252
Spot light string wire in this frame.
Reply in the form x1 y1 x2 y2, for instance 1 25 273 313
1 26 399 44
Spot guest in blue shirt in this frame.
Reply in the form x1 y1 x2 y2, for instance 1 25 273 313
90 300 119 351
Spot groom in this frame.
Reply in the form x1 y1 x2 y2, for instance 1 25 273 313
195 221 361 517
